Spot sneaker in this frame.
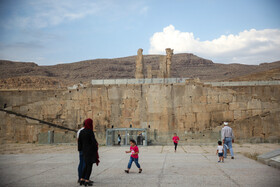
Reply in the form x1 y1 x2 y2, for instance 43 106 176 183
125 170 129 173
218 161 220 163
231 157 234 159
139 168 142 173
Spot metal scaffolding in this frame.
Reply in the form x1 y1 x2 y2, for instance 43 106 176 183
106 128 148 146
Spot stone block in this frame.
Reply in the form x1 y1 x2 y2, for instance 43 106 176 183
236 94 249 102
229 103 238 110
127 79 137 84
247 99 262 110
144 79 152 84
219 94 233 103
196 113 210 129
233 110 242 120
229 102 247 110
104 79 116 85
166 78 177 84
241 110 252 119
184 85 195 96
223 111 234 121
206 104 228 112
211 111 234 122
137 79 145 84
19 106 28 113
207 95 219 104
198 96 207 103
151 78 162 84
108 87 121 100
252 109 262 116
115 79 128 85
91 79 104 85
192 104 206 112
184 113 196 127
173 85 185 97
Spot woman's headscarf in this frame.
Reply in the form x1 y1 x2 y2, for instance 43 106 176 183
84 118 93 130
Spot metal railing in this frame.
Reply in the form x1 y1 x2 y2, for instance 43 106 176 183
91 78 190 85
204 81 280 87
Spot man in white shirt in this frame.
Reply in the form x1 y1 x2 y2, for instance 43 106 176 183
221 122 234 159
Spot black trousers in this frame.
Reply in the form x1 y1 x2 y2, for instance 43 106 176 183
82 161 93 180
174 142 178 150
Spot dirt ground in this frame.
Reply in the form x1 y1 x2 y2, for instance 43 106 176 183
1 144 280 186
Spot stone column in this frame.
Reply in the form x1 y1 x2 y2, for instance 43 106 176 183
147 65 152 78
135 48 144 79
166 48 173 78
158 48 173 78
159 56 167 78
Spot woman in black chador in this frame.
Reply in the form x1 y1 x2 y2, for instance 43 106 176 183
78 118 99 186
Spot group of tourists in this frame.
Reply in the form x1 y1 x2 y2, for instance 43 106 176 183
117 133 145 146
172 121 235 163
76 119 234 185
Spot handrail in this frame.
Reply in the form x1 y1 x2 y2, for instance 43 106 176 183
0 109 77 132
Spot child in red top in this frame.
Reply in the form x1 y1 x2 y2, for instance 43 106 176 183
125 139 142 173
172 133 180 152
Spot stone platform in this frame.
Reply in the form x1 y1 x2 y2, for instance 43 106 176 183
0 146 280 187
258 148 280 169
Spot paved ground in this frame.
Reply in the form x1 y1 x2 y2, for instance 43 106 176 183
0 145 280 187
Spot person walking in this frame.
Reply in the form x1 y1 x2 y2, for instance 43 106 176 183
78 118 99 186
172 133 180 152
118 134 121 146
216 141 224 163
221 122 234 159
124 139 142 174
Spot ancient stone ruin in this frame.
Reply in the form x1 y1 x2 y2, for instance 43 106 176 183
135 48 145 79
159 48 173 78
135 48 174 79
0 49 280 145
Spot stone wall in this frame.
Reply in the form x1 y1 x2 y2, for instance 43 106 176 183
232 111 280 143
0 110 76 144
0 90 64 110
0 80 279 144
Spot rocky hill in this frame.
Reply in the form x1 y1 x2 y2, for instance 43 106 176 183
227 68 280 81
0 76 66 90
0 53 280 89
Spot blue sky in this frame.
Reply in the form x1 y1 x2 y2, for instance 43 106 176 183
0 0 279 65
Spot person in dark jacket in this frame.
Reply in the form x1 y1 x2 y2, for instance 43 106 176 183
78 118 99 186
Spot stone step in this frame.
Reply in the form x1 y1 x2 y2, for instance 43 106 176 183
257 148 280 169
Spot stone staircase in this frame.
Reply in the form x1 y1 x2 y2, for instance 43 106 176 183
0 108 76 132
